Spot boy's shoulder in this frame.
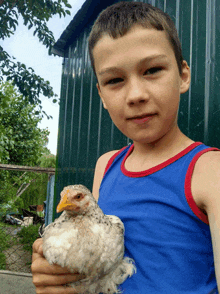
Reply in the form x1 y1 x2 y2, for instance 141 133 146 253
192 150 220 212
92 150 119 200
193 149 220 181
97 150 120 168
193 150 220 284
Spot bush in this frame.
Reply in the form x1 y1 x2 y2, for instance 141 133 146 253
0 223 12 251
0 222 15 269
17 224 41 253
0 253 6 270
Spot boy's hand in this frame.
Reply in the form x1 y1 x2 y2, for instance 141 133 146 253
31 238 86 294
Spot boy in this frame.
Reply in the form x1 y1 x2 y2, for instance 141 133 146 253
32 2 220 293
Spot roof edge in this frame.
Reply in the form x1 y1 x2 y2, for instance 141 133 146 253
52 0 116 56
50 46 65 57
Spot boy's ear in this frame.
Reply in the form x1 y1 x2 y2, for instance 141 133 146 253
180 61 191 94
96 83 107 109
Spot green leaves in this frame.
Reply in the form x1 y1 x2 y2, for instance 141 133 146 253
17 224 41 253
0 2 19 39
0 46 58 109
0 82 50 166
0 81 57 213
0 0 72 112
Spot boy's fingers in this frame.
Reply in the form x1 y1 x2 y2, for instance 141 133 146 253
32 238 77 275
32 250 44 264
32 238 43 255
32 237 86 292
32 255 79 275
35 284 82 294
33 272 86 287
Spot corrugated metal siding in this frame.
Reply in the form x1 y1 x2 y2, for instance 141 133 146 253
176 0 220 145
54 0 220 219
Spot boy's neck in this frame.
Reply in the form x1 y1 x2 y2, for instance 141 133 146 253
131 126 194 159
124 126 194 172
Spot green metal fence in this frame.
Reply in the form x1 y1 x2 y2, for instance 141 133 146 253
53 0 220 219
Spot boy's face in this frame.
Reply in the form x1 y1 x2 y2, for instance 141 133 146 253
94 25 190 144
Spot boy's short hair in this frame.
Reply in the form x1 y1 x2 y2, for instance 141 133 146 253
88 1 184 76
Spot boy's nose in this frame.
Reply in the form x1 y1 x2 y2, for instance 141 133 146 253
126 78 149 106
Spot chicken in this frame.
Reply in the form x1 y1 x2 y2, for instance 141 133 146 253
42 184 136 294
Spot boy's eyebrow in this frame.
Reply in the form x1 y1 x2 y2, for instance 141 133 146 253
98 54 168 76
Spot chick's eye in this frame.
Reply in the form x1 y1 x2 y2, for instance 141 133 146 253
144 67 163 75
75 193 83 200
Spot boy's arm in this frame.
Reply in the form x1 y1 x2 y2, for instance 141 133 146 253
92 150 118 201
31 238 86 293
192 151 220 290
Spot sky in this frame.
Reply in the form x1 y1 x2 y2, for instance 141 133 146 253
2 0 86 155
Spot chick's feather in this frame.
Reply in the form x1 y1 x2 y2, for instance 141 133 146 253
42 184 136 294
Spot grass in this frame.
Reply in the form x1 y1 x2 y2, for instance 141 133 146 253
0 222 17 270
0 223 12 250
17 223 41 253
0 253 6 270
0 221 41 269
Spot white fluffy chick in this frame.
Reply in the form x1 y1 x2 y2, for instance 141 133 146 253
42 184 136 294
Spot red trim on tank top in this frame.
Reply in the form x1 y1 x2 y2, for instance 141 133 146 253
185 147 219 225
121 142 203 177
103 146 128 176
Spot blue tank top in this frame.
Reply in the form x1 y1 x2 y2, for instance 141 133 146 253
98 142 219 294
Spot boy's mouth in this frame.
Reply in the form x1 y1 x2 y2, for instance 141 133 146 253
127 113 156 124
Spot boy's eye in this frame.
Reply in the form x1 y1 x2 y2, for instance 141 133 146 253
144 67 163 75
105 77 124 85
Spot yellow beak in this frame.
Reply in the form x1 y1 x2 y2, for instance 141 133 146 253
56 193 77 213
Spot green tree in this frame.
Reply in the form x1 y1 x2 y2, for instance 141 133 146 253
0 81 49 165
0 81 50 207
0 0 71 112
